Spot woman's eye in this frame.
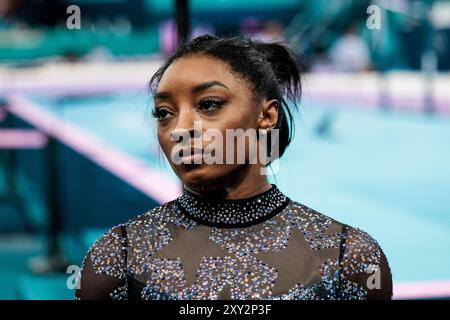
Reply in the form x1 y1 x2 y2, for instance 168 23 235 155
198 98 225 111
152 108 172 120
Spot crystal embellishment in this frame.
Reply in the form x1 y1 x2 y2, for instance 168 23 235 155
176 184 290 228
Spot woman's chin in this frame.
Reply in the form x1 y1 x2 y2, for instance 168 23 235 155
179 165 215 185
178 163 237 187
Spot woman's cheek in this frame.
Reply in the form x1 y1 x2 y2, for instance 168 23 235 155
158 135 172 162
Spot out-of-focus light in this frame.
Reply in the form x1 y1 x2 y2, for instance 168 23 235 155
429 2 450 29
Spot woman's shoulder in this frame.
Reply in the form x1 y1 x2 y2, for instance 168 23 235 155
123 200 178 230
286 199 387 258
87 201 177 252
287 199 392 299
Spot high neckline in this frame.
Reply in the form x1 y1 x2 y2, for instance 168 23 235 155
175 184 290 228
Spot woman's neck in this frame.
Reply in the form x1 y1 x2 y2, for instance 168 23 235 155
183 165 272 200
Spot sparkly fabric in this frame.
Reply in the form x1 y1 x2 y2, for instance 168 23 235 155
76 186 392 300
177 184 290 228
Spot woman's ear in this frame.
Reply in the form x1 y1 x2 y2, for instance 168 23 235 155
258 99 279 129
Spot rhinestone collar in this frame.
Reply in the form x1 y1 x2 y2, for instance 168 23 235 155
176 184 290 228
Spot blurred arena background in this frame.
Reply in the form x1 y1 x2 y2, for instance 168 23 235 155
0 0 449 300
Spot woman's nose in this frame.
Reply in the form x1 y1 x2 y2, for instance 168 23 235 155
171 110 201 142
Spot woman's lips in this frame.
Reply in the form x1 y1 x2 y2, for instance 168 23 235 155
181 153 203 164
179 146 204 164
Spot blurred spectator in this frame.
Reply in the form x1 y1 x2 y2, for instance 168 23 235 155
240 17 262 37
83 46 115 63
242 19 285 43
329 24 372 72
310 44 336 73
252 19 285 43
0 0 66 27
160 19 215 56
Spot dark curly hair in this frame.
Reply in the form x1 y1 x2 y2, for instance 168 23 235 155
149 34 303 159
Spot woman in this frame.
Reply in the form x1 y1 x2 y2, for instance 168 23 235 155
76 35 392 300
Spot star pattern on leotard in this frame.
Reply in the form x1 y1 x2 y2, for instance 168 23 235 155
152 223 231 288
254 227 338 295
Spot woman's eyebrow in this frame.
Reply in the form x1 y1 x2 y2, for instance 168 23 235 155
154 80 229 100
192 80 229 93
154 91 171 100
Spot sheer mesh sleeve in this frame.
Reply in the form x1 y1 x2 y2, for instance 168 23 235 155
75 225 128 300
338 226 393 300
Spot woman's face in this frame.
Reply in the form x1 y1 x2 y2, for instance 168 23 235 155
154 54 274 190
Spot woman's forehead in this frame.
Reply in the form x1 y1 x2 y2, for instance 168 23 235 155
157 55 243 92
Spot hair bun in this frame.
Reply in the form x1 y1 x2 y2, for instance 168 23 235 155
253 41 302 102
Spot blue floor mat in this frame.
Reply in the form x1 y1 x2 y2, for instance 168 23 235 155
0 235 43 299
17 273 75 300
